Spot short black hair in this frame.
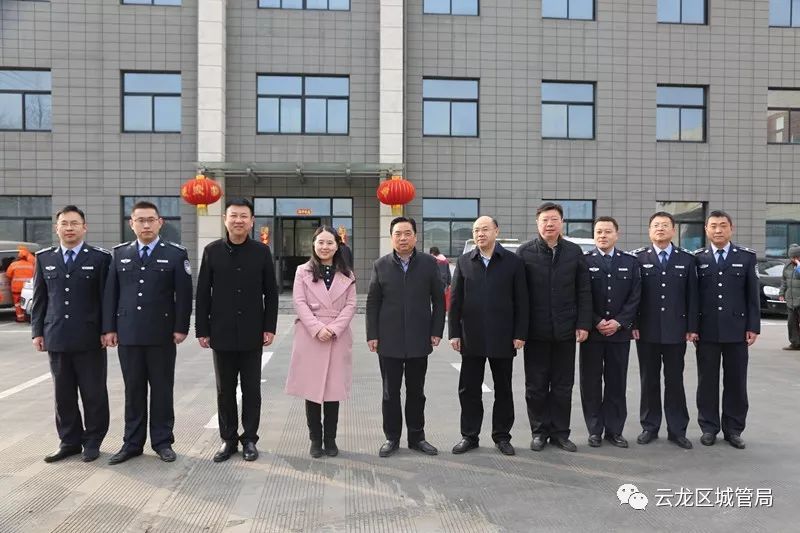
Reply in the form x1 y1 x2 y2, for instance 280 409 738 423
429 247 440 255
649 211 675 226
131 200 160 217
536 202 563 219
707 210 733 225
390 216 417 234
225 198 254 216
594 216 619 231
56 205 86 223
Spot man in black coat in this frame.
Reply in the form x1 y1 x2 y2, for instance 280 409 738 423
31 205 111 463
694 210 760 450
196 198 278 463
366 216 445 458
579 217 641 449
632 211 698 450
102 200 193 465
517 202 592 453
448 216 528 456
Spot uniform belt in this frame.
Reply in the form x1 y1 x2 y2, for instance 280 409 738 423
313 310 339 319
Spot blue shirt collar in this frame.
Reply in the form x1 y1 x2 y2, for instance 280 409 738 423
711 242 731 255
137 237 160 252
61 241 84 257
652 243 673 256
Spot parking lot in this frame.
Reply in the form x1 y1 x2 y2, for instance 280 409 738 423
0 309 798 532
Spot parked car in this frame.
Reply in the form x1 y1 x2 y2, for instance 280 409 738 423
19 279 34 318
757 257 788 316
0 241 42 309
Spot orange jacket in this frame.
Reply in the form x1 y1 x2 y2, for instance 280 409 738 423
7 249 35 293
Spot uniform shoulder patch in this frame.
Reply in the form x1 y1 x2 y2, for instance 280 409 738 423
630 247 647 254
92 246 111 255
678 247 694 254
113 241 131 249
35 246 55 255
622 250 637 257
168 241 186 251
584 250 592 255
737 246 757 254
693 248 706 255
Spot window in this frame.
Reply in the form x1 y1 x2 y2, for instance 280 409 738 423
656 201 705 251
770 0 800 27
422 199 478 257
542 0 594 20
257 75 349 134
766 204 800 257
258 0 349 10
657 0 706 24
767 89 800 144
423 79 479 137
0 196 52 245
544 200 594 238
121 197 181 243
0 69 51 131
656 85 706 142
423 0 478 15
121 0 181 5
541 82 594 139
122 72 181 133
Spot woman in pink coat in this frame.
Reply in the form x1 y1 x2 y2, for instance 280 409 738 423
285 226 357 458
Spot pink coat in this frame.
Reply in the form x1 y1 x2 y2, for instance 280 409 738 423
285 262 357 403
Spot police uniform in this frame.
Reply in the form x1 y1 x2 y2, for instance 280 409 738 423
634 244 698 440
102 238 193 454
694 243 760 439
31 243 111 453
579 248 641 440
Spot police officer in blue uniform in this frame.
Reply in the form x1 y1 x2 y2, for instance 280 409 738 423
579 216 641 448
32 205 111 463
103 200 193 464
694 210 759 449
632 212 698 450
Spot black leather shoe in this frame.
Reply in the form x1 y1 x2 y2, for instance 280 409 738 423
44 445 82 463
82 447 100 462
551 436 578 452
605 434 628 448
242 442 258 461
213 442 238 463
530 435 546 452
668 435 693 449
409 440 438 455
156 447 177 463
310 440 324 458
324 439 338 457
782 345 800 351
700 433 717 446
724 434 746 449
379 440 399 457
495 441 515 455
637 430 658 444
108 448 143 465
452 438 479 454
587 434 602 447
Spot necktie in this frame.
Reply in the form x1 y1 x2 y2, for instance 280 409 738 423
603 254 612 267
65 249 75 272
659 250 667 267
141 246 150 261
716 249 725 265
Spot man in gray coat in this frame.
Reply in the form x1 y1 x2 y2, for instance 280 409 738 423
780 244 800 350
367 216 445 457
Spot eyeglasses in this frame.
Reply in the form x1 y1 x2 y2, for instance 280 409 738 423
57 221 83 228
132 217 159 225
226 214 252 220
650 223 672 229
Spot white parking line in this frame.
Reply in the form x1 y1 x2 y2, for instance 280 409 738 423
0 373 51 400
450 362 492 393
205 351 273 429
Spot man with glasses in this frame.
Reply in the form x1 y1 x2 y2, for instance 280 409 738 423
103 201 193 464
31 205 112 463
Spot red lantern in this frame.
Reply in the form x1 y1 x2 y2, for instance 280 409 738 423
181 174 222 215
377 175 415 216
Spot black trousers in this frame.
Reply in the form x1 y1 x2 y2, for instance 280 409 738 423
579 341 630 437
48 349 109 449
118 344 176 451
523 340 576 439
378 355 428 444
788 306 800 347
696 341 749 436
213 349 263 445
459 356 514 443
636 341 690 438
305 400 340 442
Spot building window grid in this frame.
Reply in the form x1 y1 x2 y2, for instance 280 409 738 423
767 89 800 144
656 85 706 143
423 0 479 16
0 69 51 132
422 78 479 138
257 75 349 135
542 0 595 21
258 0 350 10
422 198 479 257
121 0 182 5
544 200 595 238
657 0 707 25
541 82 595 140
121 72 182 133
0 196 52 246
770 0 800 27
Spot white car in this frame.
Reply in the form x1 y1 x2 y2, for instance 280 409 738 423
19 279 34 318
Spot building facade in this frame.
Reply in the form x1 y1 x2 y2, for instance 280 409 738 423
2 0 799 292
